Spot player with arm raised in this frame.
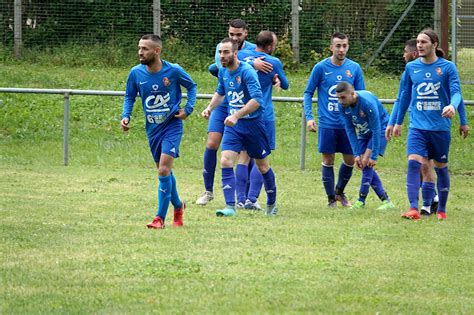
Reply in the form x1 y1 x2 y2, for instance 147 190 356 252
336 82 395 210
121 34 197 229
237 31 289 210
202 38 278 217
196 19 273 206
393 29 465 220
304 32 365 208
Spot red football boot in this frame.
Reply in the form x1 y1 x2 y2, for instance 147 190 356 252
173 202 186 227
401 208 421 221
147 216 165 229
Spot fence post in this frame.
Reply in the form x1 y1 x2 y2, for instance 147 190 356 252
451 0 457 64
14 0 22 57
291 0 300 63
153 0 161 36
63 92 70 166
300 104 306 170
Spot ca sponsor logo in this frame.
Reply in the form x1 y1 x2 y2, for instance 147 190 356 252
145 93 171 112
337 75 342 80
416 82 440 99
425 72 431 78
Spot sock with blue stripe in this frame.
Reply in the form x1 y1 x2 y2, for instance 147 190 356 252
435 167 450 213
247 163 263 203
359 167 374 203
157 175 172 221
262 168 277 205
203 148 217 192
235 164 248 204
170 171 182 209
370 170 388 201
322 164 335 200
221 167 235 207
335 162 353 195
421 181 435 208
407 160 421 209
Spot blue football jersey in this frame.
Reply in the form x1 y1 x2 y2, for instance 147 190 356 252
396 58 462 131
390 67 468 127
339 90 389 160
304 57 365 129
122 60 197 137
216 61 263 120
237 50 289 121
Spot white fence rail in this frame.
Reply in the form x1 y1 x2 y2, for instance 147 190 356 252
1 87 472 169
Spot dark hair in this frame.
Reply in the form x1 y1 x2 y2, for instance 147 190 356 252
335 81 354 93
140 34 162 47
220 37 239 52
229 19 248 30
419 28 445 58
405 39 417 50
256 31 275 49
331 32 348 42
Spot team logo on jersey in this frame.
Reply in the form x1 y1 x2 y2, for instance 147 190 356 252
425 72 431 78
337 75 342 81
436 67 443 76
346 70 352 78
359 110 366 118
162 77 170 87
152 84 159 90
236 76 241 84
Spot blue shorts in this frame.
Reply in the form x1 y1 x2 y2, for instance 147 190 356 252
207 104 228 133
266 120 276 150
407 128 450 163
147 118 183 163
357 134 387 157
221 118 271 159
318 127 353 155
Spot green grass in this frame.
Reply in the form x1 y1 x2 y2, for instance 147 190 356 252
1 63 474 313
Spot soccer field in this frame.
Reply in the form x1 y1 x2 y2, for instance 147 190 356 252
1 65 474 313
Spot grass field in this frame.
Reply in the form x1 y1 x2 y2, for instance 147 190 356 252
1 63 474 313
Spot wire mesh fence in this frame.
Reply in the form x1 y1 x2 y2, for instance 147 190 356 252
455 0 474 83
0 0 472 77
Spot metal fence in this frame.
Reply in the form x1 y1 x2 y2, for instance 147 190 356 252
0 87 472 168
453 0 474 83
3 0 472 75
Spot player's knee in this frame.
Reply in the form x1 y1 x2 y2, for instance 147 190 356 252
255 160 270 174
220 155 233 168
206 133 222 149
158 166 171 177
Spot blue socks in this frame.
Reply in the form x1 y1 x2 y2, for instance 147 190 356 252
421 181 436 208
170 172 182 209
262 168 277 205
322 164 335 200
203 148 217 192
370 170 388 201
336 162 353 195
359 167 374 203
235 164 248 204
407 160 421 209
247 164 263 203
157 175 172 221
221 167 236 206
435 167 450 213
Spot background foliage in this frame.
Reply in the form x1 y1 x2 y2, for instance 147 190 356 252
1 0 435 73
